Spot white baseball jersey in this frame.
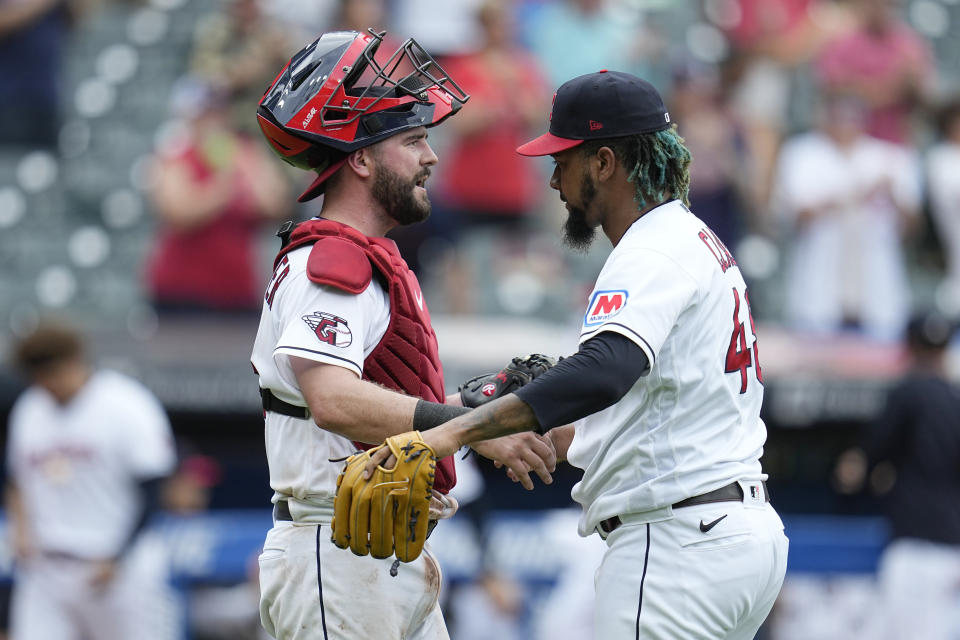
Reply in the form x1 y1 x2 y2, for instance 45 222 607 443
250 243 390 511
6 370 176 559
567 199 767 537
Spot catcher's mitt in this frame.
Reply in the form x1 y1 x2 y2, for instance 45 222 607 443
331 431 437 563
459 353 557 408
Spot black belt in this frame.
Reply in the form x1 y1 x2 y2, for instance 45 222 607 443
273 500 293 521
40 549 98 563
261 388 311 420
598 481 769 536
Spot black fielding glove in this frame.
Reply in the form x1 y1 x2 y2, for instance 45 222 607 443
458 354 557 408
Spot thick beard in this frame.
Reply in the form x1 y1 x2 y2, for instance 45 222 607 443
562 172 598 252
372 164 431 226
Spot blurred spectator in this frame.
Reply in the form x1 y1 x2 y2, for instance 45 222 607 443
833 310 960 640
189 0 291 135
392 0 550 312
523 0 647 90
144 77 290 316
926 98 960 311
4 322 180 639
259 0 337 45
668 59 747 246
335 0 390 32
722 0 856 225
815 0 935 145
330 0 402 67
448 570 526 640
435 0 549 232
0 0 84 148
772 94 922 341
162 454 222 516
393 0 484 57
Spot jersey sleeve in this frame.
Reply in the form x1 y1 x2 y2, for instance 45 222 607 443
121 379 177 479
273 271 386 377
5 395 28 480
579 247 698 372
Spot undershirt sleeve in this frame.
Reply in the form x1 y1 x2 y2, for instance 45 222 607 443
513 331 649 432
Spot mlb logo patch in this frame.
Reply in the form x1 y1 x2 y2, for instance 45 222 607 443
584 290 628 326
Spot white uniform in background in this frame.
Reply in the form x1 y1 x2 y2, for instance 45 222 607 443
569 200 789 639
251 243 447 640
774 132 921 341
6 369 178 640
927 141 960 305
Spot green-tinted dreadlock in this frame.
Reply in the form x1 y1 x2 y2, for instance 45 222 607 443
579 124 692 211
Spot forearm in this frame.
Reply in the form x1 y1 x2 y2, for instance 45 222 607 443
151 166 232 231
513 332 648 430
314 379 419 444
242 155 291 219
428 394 540 458
4 482 30 551
113 476 165 560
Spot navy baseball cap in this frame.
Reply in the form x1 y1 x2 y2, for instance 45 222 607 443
517 70 672 157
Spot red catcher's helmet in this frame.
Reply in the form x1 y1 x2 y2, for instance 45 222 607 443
257 29 469 202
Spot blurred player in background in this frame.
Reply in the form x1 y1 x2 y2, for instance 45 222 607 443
252 30 555 639
4 322 179 640
390 69 789 639
834 310 960 640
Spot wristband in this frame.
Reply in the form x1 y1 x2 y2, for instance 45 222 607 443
413 399 471 431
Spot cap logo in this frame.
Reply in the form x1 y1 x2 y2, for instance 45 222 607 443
664 112 670 123
549 92 557 121
589 120 603 131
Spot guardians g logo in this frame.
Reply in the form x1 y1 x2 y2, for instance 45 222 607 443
302 312 353 347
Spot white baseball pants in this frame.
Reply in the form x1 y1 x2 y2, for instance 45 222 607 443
259 521 448 639
9 536 180 640
595 501 788 639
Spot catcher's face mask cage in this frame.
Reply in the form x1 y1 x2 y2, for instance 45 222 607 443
257 29 469 172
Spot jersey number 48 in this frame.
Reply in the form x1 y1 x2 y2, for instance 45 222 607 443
725 287 763 394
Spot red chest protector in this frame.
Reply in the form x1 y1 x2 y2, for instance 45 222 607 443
275 219 456 494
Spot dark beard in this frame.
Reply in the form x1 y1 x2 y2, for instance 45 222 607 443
562 172 598 252
372 164 431 226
